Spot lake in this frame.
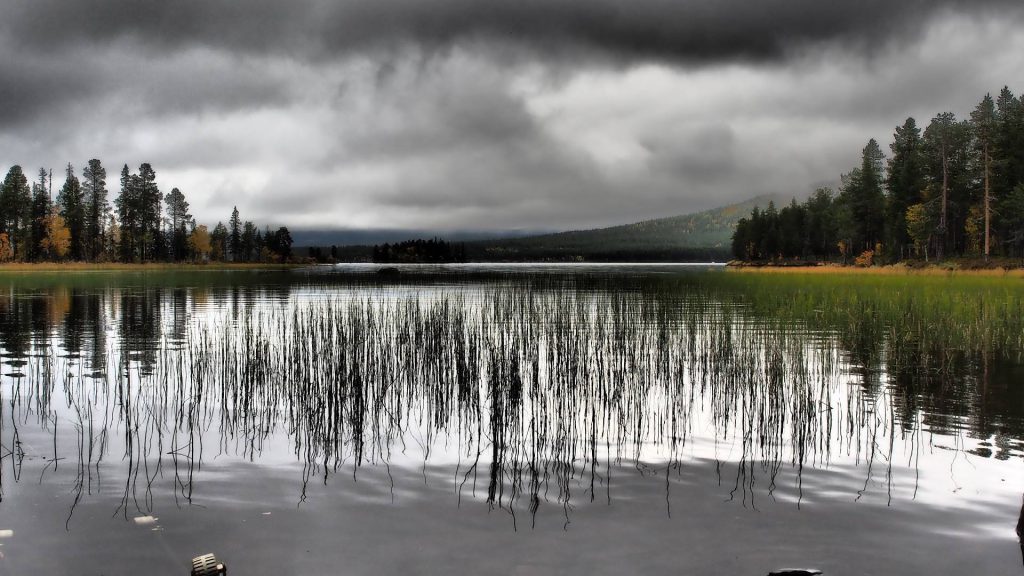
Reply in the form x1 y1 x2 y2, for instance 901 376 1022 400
0 264 1021 575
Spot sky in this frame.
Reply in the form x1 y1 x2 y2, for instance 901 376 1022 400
1 1 1023 235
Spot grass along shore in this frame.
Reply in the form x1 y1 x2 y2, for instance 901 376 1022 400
727 260 1024 277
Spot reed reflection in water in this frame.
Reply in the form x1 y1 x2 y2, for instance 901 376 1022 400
0 269 1021 573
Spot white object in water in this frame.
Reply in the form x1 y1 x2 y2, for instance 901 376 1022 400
0 530 12 539
133 516 158 526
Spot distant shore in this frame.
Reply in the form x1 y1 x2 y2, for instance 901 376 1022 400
0 262 303 273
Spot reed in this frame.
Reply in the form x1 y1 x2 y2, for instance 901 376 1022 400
0 269 1020 523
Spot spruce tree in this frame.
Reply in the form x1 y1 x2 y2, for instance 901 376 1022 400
840 139 886 254
994 87 1024 197
211 222 228 261
886 118 926 258
241 221 256 262
57 163 86 260
30 169 50 261
1 167 32 260
228 206 241 261
82 159 108 261
115 165 135 262
137 163 161 261
164 187 191 261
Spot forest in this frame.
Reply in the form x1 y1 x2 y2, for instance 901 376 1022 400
732 86 1024 264
372 239 467 263
0 162 292 263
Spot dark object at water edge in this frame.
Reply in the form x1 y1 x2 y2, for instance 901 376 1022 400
768 570 822 576
1017 493 1023 538
191 553 227 575
377 267 401 276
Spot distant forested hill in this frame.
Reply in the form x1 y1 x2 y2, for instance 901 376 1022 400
465 193 792 262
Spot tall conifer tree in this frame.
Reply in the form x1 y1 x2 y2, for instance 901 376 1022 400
82 159 108 260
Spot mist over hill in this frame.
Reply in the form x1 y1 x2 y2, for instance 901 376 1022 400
300 193 793 262
462 193 793 262
289 228 543 247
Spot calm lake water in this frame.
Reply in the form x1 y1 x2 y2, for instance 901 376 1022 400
0 264 1021 575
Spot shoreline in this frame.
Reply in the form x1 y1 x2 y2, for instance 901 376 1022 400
1 260 1022 278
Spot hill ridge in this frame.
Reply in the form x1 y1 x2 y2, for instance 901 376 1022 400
465 193 793 261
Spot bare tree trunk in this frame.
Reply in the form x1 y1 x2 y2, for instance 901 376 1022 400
984 144 991 260
941 143 948 259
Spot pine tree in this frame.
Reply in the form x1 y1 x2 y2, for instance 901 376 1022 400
228 206 241 261
82 160 108 261
137 163 161 261
115 164 136 262
994 87 1024 196
924 113 956 250
840 139 886 254
105 213 120 260
994 88 1024 251
886 118 926 258
924 113 976 255
276 227 293 261
804 187 837 260
241 221 256 262
971 95 997 259
30 170 50 261
12 169 41 260
211 222 228 261
1 167 31 261
254 228 264 262
57 163 86 260
164 187 191 261
1002 184 1024 256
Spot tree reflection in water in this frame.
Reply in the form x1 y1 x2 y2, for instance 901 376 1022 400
0 272 1020 532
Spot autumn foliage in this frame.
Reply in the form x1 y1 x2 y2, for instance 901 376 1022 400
39 210 71 259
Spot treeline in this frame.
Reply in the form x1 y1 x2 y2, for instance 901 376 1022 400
733 85 1024 263
372 239 467 263
464 245 729 262
0 161 293 263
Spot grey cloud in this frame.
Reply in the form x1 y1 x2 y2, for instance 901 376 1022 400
3 0 1020 142
4 0 1021 65
0 41 296 139
1 3 1022 234
0 1 309 56
0 47 102 127
334 57 541 162
316 0 1023 65
643 124 736 181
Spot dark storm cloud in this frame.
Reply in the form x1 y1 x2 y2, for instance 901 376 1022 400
0 47 101 127
4 0 1020 63
3 0 1020 144
315 0 1022 64
0 1 309 55
0 43 294 142
1 1 1022 232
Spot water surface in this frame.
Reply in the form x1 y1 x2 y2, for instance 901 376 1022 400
0 265 1021 574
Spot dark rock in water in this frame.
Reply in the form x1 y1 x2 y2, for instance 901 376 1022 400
1017 493 1023 538
768 570 823 576
376 267 401 276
